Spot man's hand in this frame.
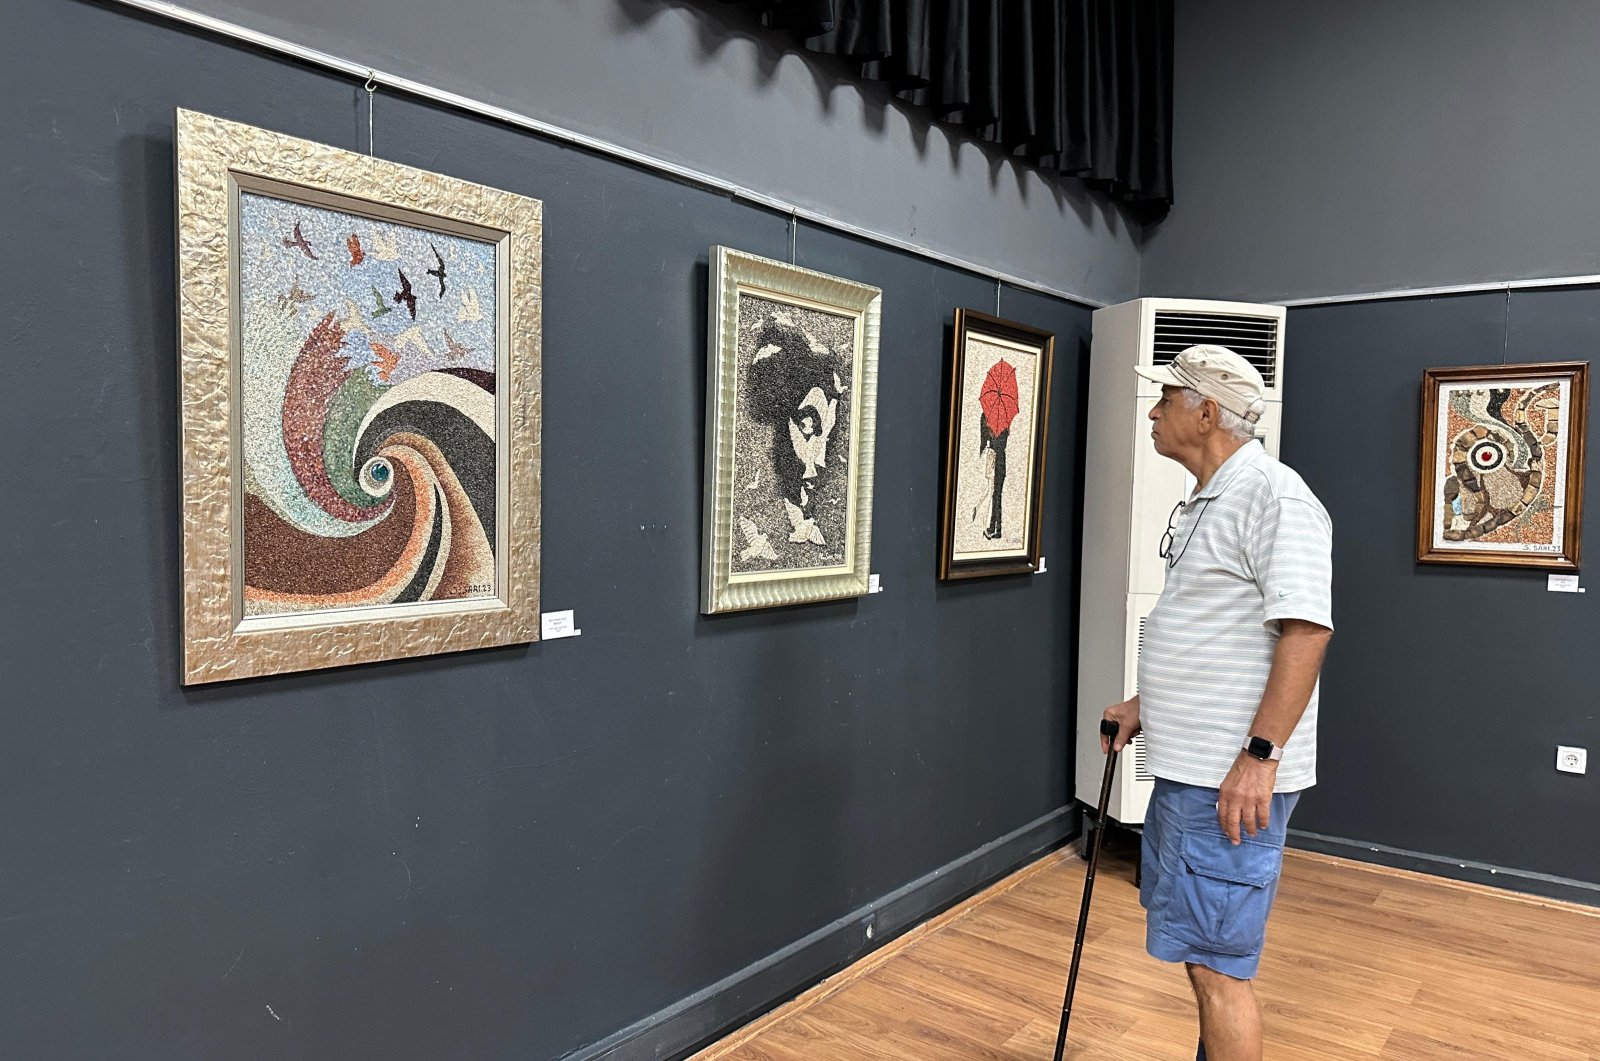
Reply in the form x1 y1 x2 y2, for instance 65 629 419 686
1216 752 1278 844
1100 697 1141 753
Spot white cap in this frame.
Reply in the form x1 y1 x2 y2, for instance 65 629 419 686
1135 344 1266 423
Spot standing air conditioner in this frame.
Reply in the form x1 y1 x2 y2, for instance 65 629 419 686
1075 298 1288 826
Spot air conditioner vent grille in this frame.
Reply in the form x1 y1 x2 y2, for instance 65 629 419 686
1152 311 1280 388
1131 618 1155 779
1131 734 1154 782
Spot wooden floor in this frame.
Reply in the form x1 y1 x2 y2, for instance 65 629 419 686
691 836 1600 1060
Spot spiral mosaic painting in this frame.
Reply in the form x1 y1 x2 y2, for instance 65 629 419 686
238 193 500 617
177 110 540 683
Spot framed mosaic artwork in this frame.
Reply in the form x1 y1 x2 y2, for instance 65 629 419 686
1416 361 1587 571
701 247 881 613
938 309 1054 580
175 109 542 683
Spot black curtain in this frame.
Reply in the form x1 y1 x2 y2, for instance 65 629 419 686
717 0 1174 213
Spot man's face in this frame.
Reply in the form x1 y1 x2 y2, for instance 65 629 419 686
1148 385 1205 459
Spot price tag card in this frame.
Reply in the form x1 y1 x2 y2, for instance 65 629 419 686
541 610 581 639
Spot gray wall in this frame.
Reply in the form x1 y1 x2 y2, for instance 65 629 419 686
1283 291 1599 890
1142 0 1600 302
0 2 1095 1058
162 0 1142 306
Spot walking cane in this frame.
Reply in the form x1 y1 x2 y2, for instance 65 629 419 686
1050 719 1122 1061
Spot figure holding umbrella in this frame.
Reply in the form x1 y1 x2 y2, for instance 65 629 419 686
975 359 1020 541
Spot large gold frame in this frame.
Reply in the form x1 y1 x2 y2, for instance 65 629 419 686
176 109 542 683
701 247 881 613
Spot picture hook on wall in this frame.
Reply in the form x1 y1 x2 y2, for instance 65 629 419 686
364 72 377 155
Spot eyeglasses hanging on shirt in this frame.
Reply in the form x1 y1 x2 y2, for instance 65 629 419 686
1159 498 1212 569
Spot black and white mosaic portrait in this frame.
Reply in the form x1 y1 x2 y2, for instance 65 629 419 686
729 293 857 575
702 247 880 614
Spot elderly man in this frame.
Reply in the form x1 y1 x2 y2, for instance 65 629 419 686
1101 345 1333 1061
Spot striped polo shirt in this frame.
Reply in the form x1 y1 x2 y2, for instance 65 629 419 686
1138 440 1333 793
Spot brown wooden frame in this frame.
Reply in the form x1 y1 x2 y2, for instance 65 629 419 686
938 309 1055 580
1416 361 1588 571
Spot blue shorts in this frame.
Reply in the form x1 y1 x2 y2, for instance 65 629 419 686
1140 778 1300 980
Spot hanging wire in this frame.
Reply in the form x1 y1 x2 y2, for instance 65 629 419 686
1501 285 1511 364
789 209 798 264
995 278 1003 316
364 72 377 155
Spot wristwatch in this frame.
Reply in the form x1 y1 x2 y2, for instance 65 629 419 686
1243 735 1283 762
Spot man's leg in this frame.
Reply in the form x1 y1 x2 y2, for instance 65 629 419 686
1186 963 1260 1061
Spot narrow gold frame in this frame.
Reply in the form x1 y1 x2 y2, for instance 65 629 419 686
1416 361 1587 571
701 247 882 614
176 109 542 683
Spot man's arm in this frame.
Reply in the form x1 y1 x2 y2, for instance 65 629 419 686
1215 619 1332 843
1245 618 1332 748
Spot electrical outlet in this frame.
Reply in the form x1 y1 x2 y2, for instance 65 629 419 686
1556 746 1587 775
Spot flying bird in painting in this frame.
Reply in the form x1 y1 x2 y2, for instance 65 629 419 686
393 269 418 319
443 329 473 362
347 232 365 266
458 287 482 322
369 340 401 383
339 298 367 330
282 222 318 260
783 498 826 546
394 326 434 361
369 284 393 318
738 517 779 562
427 243 448 297
370 229 399 260
276 278 315 313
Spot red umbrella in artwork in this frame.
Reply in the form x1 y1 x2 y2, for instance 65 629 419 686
980 359 1020 435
